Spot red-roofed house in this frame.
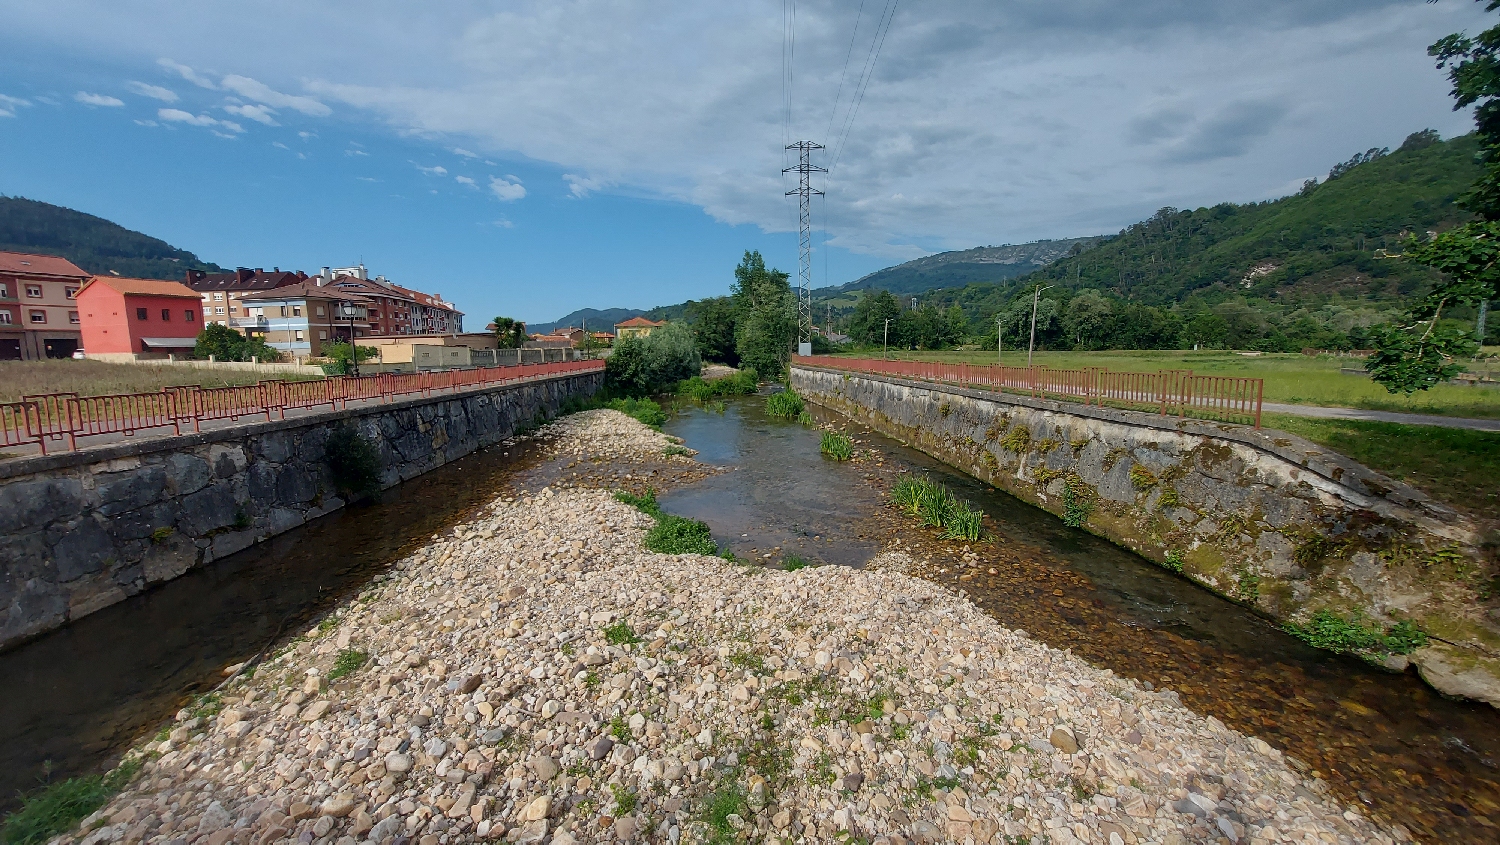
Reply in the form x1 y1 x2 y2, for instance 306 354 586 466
614 316 665 341
75 276 204 359
0 250 91 359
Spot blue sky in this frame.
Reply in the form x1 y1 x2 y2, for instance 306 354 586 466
0 1 1490 325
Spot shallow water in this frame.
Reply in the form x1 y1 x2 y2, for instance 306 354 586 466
660 395 1500 842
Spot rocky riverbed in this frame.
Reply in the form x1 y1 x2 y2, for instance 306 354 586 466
61 410 1398 845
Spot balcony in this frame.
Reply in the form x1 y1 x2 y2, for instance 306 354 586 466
229 316 269 330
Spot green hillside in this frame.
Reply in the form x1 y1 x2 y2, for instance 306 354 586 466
0 195 225 280
528 307 645 335
823 238 1103 299
1023 130 1479 304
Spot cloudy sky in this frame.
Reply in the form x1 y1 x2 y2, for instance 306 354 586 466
0 0 1489 323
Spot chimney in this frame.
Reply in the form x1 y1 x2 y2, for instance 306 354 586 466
357 263 367 280
236 268 252 283
320 267 330 286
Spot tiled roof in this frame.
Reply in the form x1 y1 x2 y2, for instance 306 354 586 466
615 316 666 328
186 269 303 292
79 276 202 299
239 281 373 303
0 251 89 279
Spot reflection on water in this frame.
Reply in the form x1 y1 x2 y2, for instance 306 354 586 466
660 396 1500 841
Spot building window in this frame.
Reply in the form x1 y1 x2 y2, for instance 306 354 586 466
26 285 42 298
30 310 46 324
292 306 302 317
280 306 288 317
213 292 224 300
0 284 8 297
65 287 79 299
136 307 148 320
294 330 304 342
185 310 195 321
161 308 171 321
0 310 11 324
318 330 327 340
316 306 325 316
215 306 225 315
69 311 80 324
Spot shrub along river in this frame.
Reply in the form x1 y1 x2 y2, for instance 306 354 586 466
1 393 1496 841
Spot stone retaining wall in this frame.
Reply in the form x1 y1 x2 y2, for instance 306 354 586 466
0 371 602 650
792 364 1500 707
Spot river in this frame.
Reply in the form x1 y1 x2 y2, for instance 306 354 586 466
2 394 1496 841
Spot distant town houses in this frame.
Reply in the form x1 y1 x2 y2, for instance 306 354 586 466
613 316 665 340
0 250 91 359
526 326 615 349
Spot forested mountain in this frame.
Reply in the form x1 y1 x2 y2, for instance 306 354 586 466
528 307 646 335
824 237 1104 299
1020 130 1479 305
0 196 225 279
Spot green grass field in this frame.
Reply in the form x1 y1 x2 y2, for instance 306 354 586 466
835 348 1500 419
0 359 321 404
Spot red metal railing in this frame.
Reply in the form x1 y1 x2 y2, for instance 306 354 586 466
1 359 604 455
793 356 1263 428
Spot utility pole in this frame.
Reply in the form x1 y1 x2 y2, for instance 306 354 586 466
996 315 1005 364
783 141 825 355
1027 284 1054 369
883 318 893 360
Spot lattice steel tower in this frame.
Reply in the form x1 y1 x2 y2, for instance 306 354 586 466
784 140 825 347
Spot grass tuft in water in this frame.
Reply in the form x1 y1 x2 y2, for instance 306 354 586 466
890 476 984 540
820 431 854 461
765 390 804 419
782 554 812 571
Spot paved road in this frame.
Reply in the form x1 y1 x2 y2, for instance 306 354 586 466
1262 402 1500 432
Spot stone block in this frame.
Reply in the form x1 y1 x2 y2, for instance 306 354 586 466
165 452 213 496
209 444 248 478
143 534 197 583
51 516 116 582
96 465 168 516
0 475 86 533
178 481 242 536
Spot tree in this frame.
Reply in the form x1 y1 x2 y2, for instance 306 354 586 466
491 317 526 349
605 321 701 395
1181 312 1229 349
849 290 902 346
684 296 739 365
193 323 282 362
730 250 796 378
1063 290 1112 349
1371 2 1500 391
323 342 379 375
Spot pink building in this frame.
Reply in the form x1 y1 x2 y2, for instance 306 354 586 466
76 276 204 358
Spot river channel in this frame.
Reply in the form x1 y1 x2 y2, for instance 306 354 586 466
3 394 1497 842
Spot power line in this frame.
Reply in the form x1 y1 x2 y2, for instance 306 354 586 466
823 0 866 147
829 0 898 176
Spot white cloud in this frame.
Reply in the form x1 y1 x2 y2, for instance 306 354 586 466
125 81 177 102
74 91 124 107
563 173 607 198
455 175 477 187
158 107 243 133
490 218 515 228
158 58 217 89
357 176 380 182
345 148 369 156
221 74 330 116
134 119 158 127
273 141 290 149
9 2 1491 257
0 94 30 118
488 175 526 201
453 147 478 158
298 131 316 139
225 103 279 125
416 164 448 176
34 95 59 106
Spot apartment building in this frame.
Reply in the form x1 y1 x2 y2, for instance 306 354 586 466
314 265 463 335
185 268 305 329
0 250 91 359
74 276 203 358
237 282 372 359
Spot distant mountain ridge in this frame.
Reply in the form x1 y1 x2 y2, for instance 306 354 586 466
0 196 225 280
527 307 646 336
822 238 1104 298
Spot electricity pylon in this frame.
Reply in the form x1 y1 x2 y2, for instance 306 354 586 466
784 141 825 349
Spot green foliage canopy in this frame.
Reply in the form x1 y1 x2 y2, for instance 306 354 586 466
193 323 281 362
491 317 527 348
731 250 796 378
604 321 701 395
